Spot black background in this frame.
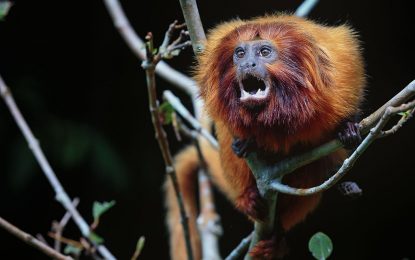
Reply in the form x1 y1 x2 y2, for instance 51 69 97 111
0 0 414 259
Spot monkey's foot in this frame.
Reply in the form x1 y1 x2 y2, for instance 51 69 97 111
232 137 256 158
250 235 289 260
338 121 362 149
235 185 267 221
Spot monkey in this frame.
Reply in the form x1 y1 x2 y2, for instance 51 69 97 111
165 14 365 259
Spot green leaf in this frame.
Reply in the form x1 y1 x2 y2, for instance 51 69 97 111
93 200 116 222
0 1 12 20
398 110 411 118
63 245 82 256
159 101 174 125
308 232 333 260
132 236 145 259
89 232 104 244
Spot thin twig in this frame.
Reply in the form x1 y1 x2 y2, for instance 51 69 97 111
142 33 194 260
379 107 415 138
295 0 319 17
0 76 116 260
102 0 198 96
225 232 253 260
53 198 80 252
0 216 73 260
163 90 218 149
270 99 415 195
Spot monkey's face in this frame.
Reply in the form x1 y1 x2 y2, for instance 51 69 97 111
234 40 277 108
200 22 332 137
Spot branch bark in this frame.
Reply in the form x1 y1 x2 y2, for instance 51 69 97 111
0 75 116 260
0 216 73 260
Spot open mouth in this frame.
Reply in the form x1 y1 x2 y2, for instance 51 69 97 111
239 75 271 103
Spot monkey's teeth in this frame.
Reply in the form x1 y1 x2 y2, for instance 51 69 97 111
240 85 270 101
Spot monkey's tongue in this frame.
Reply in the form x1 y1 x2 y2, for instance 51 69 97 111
239 76 270 102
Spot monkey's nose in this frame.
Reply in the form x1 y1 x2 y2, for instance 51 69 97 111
241 62 256 70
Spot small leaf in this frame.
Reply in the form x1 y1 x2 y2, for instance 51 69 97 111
131 236 146 260
398 110 411 118
159 101 174 125
64 245 82 256
308 232 333 260
152 48 158 55
89 232 104 244
93 200 116 222
0 1 13 20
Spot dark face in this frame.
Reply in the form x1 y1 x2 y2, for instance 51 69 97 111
233 40 278 107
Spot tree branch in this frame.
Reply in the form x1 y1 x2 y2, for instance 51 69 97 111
177 0 206 55
52 198 80 252
295 0 319 17
0 75 116 260
0 216 73 260
142 33 194 260
102 0 198 97
225 232 253 260
163 90 218 149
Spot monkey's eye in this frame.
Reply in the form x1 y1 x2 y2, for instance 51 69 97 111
235 48 245 58
259 47 272 57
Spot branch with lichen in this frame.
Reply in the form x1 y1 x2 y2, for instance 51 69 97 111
0 75 116 260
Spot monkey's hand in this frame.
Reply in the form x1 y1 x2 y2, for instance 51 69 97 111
232 137 256 158
235 185 268 221
338 121 362 149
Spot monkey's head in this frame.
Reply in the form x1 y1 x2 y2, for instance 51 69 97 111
197 15 363 147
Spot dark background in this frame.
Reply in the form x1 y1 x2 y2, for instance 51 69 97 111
0 0 414 259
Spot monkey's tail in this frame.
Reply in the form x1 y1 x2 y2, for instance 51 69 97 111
164 139 227 260
164 145 201 260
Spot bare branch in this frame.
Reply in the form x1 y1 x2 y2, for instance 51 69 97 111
295 0 319 17
163 90 218 149
269 98 415 195
0 216 73 260
360 80 415 131
379 107 415 138
53 198 80 252
142 33 194 260
178 0 207 55
102 0 198 96
225 232 252 260
0 75 116 260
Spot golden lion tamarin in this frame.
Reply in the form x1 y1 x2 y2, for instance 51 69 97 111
165 14 365 259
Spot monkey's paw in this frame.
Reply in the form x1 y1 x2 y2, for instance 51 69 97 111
250 236 289 260
232 137 256 158
338 121 362 149
235 185 267 221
